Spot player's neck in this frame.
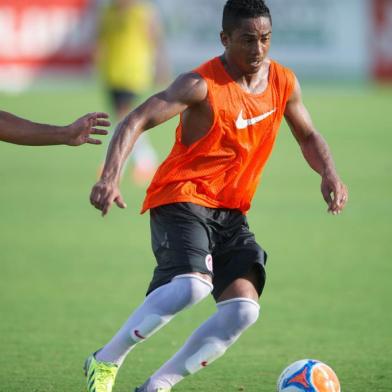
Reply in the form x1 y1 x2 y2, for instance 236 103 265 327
220 54 270 93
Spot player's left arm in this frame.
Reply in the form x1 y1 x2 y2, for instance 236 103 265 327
284 77 348 214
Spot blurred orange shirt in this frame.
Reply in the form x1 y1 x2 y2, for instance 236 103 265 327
142 57 295 214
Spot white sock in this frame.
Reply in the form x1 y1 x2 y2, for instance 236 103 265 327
96 275 212 365
145 298 260 391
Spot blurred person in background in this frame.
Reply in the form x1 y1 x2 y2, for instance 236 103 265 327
97 0 170 185
87 0 348 391
0 110 109 146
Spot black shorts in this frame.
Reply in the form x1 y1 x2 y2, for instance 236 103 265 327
147 202 267 300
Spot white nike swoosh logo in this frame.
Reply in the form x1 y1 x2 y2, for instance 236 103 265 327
235 108 276 129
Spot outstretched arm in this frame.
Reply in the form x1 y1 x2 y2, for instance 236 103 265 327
0 111 109 146
90 72 208 216
284 77 348 214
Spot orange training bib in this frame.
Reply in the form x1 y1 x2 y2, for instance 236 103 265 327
142 57 295 214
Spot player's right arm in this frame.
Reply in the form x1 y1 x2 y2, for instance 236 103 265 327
90 72 208 216
0 110 109 146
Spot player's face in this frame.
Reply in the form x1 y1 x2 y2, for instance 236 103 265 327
221 16 272 74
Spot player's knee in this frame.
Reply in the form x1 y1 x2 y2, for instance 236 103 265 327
232 298 259 330
129 275 212 344
171 274 213 307
238 299 260 328
218 298 260 340
144 274 213 317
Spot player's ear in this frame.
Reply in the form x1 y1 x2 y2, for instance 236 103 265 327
220 31 229 48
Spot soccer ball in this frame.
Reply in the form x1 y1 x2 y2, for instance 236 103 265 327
277 359 341 392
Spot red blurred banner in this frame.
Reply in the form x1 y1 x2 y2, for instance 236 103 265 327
373 0 392 80
0 0 96 88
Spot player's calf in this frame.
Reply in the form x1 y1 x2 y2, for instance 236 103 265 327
85 274 212 392
91 274 212 365
142 297 260 391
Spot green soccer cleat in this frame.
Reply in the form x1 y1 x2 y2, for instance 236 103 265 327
84 353 119 392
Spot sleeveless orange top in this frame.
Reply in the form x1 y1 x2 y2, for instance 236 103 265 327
142 56 295 214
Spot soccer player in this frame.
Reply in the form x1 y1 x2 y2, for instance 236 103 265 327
87 1 348 391
0 111 109 146
97 0 170 184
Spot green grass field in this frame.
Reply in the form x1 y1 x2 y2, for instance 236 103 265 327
0 82 391 391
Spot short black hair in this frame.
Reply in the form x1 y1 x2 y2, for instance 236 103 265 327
222 0 272 34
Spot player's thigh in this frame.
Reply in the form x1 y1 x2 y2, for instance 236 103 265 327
147 203 213 294
216 264 263 303
213 250 266 302
212 220 267 302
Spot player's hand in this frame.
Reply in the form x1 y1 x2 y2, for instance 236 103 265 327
321 172 348 215
67 112 110 146
90 180 127 217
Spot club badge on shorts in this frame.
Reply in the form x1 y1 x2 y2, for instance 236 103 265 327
205 254 213 272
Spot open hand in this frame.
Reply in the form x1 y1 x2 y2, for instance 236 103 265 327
67 112 110 146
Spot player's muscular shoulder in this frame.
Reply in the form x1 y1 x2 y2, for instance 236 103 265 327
285 76 301 106
167 72 208 106
179 73 213 147
160 71 213 146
